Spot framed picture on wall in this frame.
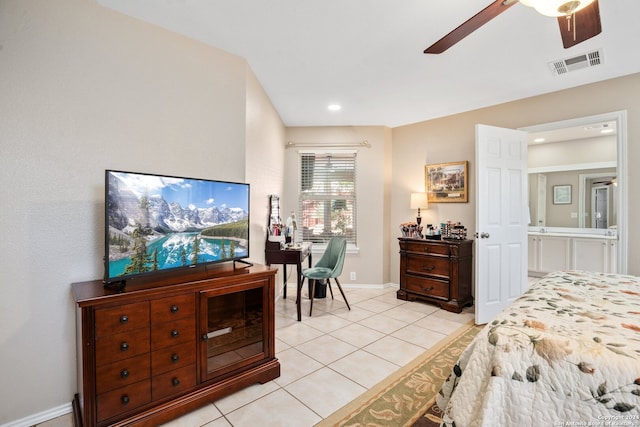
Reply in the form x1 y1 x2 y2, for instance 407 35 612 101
425 161 468 203
553 185 572 204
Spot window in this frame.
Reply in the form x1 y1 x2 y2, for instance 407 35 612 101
299 151 357 246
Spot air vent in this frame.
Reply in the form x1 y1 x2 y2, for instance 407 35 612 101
549 49 603 76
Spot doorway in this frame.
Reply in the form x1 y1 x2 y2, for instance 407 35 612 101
520 110 628 273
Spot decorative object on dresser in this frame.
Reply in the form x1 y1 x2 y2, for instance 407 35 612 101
424 161 468 203
397 237 473 313
72 264 279 427
410 192 428 225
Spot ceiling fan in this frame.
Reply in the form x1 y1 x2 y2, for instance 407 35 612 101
425 0 602 54
593 177 617 186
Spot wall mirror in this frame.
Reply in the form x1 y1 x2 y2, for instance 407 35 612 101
521 110 628 273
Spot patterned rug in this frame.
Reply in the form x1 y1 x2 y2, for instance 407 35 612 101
316 321 483 427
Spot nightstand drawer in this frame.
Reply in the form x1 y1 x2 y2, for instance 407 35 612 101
95 302 149 337
403 240 450 256
405 255 450 278
97 379 151 422
96 354 151 394
404 276 449 299
151 293 196 323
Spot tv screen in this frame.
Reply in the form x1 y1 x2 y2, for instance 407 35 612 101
105 170 250 283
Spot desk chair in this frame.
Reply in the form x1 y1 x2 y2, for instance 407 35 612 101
300 237 350 317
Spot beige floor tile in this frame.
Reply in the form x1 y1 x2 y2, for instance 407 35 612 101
331 305 376 322
159 403 221 427
382 305 429 323
330 322 385 348
414 313 470 334
273 347 323 387
225 389 322 427
202 417 233 427
391 324 447 349
276 321 325 347
303 311 353 333
295 334 358 365
36 414 72 427
352 298 397 314
357 313 408 334
284 369 366 418
213 380 280 415
402 300 441 315
330 349 400 389
364 335 427 366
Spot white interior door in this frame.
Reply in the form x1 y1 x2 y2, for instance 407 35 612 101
475 124 529 324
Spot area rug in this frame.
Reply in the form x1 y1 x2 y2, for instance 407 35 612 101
316 321 483 427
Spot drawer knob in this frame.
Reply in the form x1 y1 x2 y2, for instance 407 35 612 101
421 286 435 292
171 354 179 362
121 395 130 405
120 369 129 378
120 342 129 352
171 330 180 338
172 378 180 387
120 315 128 324
170 305 179 313
422 266 435 271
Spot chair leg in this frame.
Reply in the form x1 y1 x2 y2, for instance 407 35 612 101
309 279 316 316
326 279 335 299
333 278 351 311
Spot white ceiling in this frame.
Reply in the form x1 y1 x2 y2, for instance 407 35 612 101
96 0 640 127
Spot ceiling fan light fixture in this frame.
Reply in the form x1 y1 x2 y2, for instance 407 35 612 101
519 0 595 17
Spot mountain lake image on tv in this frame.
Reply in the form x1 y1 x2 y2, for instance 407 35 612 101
105 170 250 283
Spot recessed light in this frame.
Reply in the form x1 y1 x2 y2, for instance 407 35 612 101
328 104 342 111
534 137 545 143
601 129 614 134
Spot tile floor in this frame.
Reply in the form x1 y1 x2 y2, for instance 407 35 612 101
39 284 474 427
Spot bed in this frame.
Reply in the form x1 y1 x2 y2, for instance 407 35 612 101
437 270 640 426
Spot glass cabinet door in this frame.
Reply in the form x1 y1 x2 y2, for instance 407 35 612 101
199 280 268 382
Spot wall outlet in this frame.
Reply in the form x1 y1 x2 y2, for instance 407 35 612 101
350 272 356 281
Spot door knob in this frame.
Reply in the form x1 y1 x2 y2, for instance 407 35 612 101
475 232 490 239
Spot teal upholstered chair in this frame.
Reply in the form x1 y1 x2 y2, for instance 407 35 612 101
300 237 350 316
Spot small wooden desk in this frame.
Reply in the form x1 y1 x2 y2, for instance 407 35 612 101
265 241 312 321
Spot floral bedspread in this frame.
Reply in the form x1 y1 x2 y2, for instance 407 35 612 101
437 270 640 427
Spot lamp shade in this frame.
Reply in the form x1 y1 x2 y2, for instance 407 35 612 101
519 0 595 17
410 193 428 210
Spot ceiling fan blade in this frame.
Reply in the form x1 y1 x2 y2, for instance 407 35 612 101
424 0 517 54
557 0 602 49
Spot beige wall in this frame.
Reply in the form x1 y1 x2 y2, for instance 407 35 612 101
0 0 284 424
391 73 640 284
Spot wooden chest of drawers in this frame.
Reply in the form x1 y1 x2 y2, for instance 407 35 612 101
72 264 279 427
397 238 473 313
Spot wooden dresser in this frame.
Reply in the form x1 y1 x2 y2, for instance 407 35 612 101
72 264 279 427
397 238 473 313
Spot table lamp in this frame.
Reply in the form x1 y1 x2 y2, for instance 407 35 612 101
410 193 428 225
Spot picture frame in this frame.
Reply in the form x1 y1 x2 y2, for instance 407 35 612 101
553 185 572 204
425 161 468 203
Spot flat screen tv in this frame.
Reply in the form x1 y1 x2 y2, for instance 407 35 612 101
105 170 250 285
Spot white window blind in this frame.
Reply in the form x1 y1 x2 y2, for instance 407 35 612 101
299 151 357 245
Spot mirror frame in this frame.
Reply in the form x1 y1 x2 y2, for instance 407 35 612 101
520 110 628 274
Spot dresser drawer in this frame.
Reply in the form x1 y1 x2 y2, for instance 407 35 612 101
151 293 196 323
96 379 151 422
152 364 197 401
404 276 449 299
151 316 196 350
403 240 450 256
152 342 196 375
95 302 149 337
96 354 151 394
96 328 150 366
405 254 450 278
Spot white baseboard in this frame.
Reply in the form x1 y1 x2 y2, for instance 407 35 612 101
0 402 72 427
